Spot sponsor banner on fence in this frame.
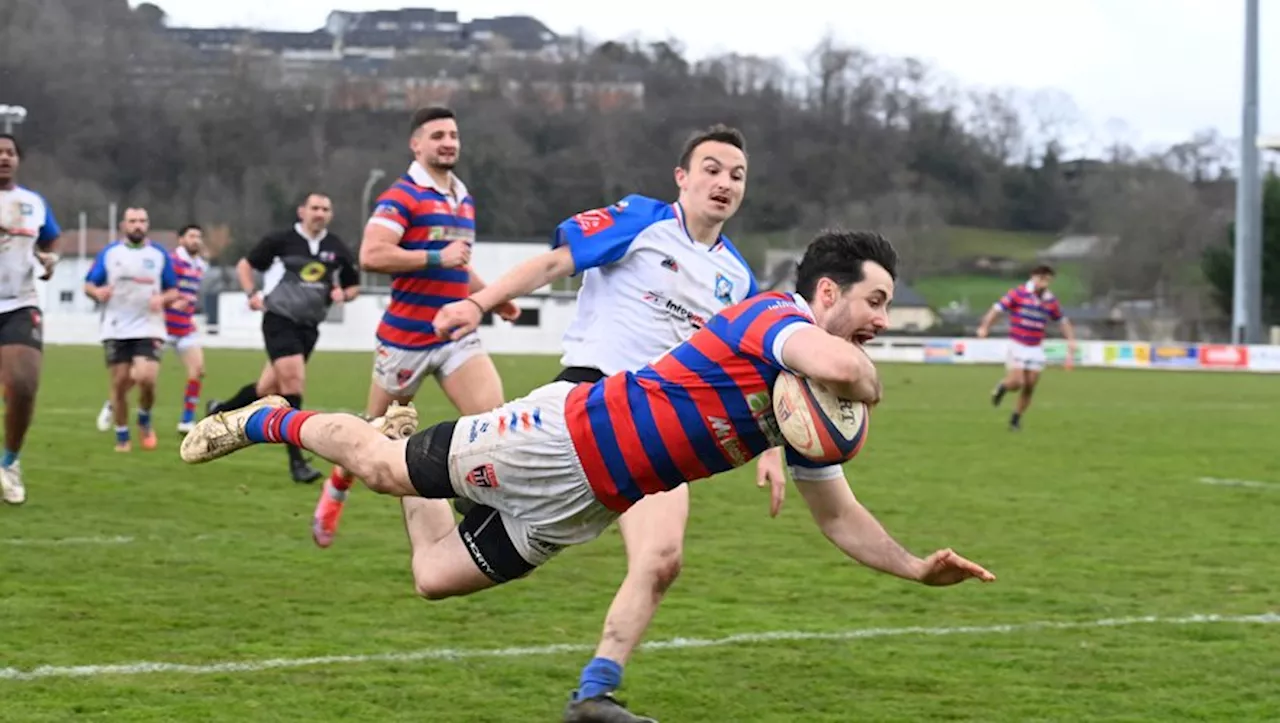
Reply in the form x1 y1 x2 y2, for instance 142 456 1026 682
1149 343 1199 368
1198 344 1249 370
1043 341 1085 366
1103 343 1150 367
924 340 956 363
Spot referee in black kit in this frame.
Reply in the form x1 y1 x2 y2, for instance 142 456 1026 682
205 192 360 483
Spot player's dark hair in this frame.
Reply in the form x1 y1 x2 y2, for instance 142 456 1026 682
1030 264 1055 276
794 230 899 302
0 133 21 159
410 106 456 134
677 124 747 170
178 223 202 236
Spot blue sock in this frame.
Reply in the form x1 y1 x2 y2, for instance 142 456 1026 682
577 657 623 700
1 449 17 467
137 408 152 430
115 426 130 445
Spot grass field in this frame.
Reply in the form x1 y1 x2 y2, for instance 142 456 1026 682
2 347 1278 722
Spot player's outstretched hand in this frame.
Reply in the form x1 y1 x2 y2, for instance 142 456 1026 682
754 446 786 517
915 548 996 586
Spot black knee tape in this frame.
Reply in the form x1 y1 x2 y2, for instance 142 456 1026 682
405 421 457 498
457 504 536 584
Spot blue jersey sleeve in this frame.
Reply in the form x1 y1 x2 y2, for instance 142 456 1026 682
36 197 60 248
551 194 670 274
159 248 178 290
85 246 110 286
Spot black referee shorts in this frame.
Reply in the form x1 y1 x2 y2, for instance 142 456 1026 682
262 311 320 362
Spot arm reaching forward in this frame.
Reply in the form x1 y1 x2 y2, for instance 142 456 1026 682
794 473 996 586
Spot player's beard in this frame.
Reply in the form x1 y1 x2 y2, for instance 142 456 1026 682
125 231 146 244
429 156 456 171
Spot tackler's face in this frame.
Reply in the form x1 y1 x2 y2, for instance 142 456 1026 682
412 118 460 171
1031 272 1054 294
675 140 747 225
816 261 895 345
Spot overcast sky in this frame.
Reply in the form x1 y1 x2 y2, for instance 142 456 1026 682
153 0 1278 156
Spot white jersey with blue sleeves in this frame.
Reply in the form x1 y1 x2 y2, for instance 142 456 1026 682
85 240 177 341
552 194 759 375
0 185 61 314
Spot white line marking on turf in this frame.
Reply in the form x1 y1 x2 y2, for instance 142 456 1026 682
1197 477 1280 490
1 612 1275 682
0 535 135 546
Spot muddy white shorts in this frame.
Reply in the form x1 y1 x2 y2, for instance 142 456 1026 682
372 335 486 397
1006 342 1047 371
446 381 619 567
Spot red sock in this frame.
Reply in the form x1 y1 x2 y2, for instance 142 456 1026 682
330 466 355 491
259 408 318 446
183 378 202 417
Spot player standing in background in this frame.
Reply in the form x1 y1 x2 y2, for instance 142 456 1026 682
976 264 1077 430
181 230 995 723
84 207 179 452
0 133 61 504
311 106 520 545
203 193 360 483
430 124 784 722
96 223 208 434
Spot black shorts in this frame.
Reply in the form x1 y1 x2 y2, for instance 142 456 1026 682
0 306 43 351
103 338 161 366
404 421 536 584
262 311 320 362
553 366 605 384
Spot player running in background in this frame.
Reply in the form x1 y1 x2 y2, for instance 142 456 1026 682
84 207 179 452
311 106 519 545
430 123 781 718
203 193 360 483
0 133 61 504
96 223 208 434
976 264 1077 430
182 230 995 723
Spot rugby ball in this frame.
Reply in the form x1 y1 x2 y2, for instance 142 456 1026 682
772 371 870 464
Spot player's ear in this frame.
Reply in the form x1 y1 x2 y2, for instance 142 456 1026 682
673 165 687 188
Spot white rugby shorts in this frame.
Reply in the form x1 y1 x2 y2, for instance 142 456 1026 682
161 332 201 357
371 335 486 397
446 381 619 567
1006 341 1047 371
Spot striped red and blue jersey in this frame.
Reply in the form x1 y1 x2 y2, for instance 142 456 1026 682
997 282 1063 347
164 246 206 338
369 167 476 350
566 291 833 513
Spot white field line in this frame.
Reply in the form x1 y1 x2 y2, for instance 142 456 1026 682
1197 476 1280 491
0 534 224 546
0 535 135 546
1 612 1276 682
